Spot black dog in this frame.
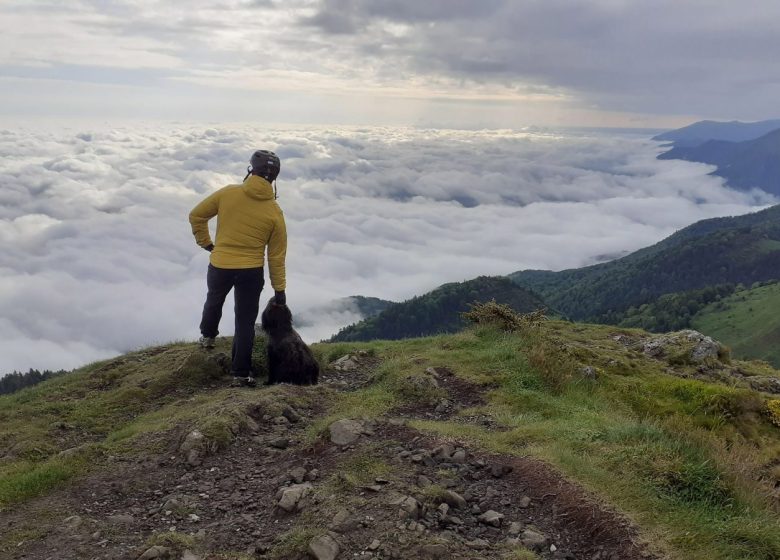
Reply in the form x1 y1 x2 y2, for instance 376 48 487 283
260 298 319 385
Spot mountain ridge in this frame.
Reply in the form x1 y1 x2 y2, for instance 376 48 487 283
653 119 780 147
329 276 548 343
658 129 780 195
509 204 780 324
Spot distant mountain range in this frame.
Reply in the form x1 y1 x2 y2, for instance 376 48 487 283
655 119 780 196
653 119 780 147
329 276 547 342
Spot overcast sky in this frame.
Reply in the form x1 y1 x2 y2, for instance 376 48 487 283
2 0 780 127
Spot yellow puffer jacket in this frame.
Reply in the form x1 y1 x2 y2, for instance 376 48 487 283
189 175 287 291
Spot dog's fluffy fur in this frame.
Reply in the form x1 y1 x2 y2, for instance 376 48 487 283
260 298 319 385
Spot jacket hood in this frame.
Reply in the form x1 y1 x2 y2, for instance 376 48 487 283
243 175 275 201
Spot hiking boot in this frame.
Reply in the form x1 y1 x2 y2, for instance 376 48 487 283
230 376 257 388
199 336 216 350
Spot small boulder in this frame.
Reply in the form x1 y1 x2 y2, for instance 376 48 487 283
107 514 135 526
332 355 359 371
478 510 505 527
329 419 364 446
420 544 448 559
62 515 83 532
689 333 721 362
450 449 467 463
276 483 312 512
442 490 468 509
137 546 171 560
466 538 490 550
288 466 307 484
180 430 206 467
396 496 421 519
308 534 340 560
521 528 549 551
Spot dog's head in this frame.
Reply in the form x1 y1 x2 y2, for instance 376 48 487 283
261 297 293 333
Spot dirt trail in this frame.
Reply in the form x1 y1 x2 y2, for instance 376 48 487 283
1 355 659 560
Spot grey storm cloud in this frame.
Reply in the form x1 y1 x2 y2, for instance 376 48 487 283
300 0 780 118
0 124 773 373
3 0 780 122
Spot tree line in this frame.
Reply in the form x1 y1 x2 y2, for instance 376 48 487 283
0 368 67 395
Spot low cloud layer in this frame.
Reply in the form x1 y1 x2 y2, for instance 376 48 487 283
0 124 773 373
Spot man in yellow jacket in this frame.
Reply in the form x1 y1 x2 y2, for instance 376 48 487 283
189 150 287 387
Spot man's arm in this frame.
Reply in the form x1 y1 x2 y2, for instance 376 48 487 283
189 191 221 249
267 209 287 299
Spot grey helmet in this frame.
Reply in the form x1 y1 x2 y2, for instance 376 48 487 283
249 150 280 182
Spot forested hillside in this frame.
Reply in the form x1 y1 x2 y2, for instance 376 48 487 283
692 281 780 367
510 204 780 323
330 276 547 342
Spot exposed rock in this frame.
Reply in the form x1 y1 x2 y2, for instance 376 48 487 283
580 366 598 380
431 444 455 461
478 510 505 527
276 482 313 512
368 539 381 551
434 399 451 413
137 546 171 560
521 528 549 551
642 339 666 358
420 543 449 559
180 430 206 466
107 514 134 525
748 376 780 394
329 419 364 446
508 521 523 536
643 330 724 364
442 490 468 509
281 406 303 423
404 374 440 391
518 496 531 508
490 464 513 478
394 496 421 520
450 449 467 463
332 355 359 371
269 437 289 449
62 515 83 531
57 443 90 459
688 331 721 362
288 466 307 484
466 538 490 550
181 551 201 560
308 534 340 560
417 475 433 487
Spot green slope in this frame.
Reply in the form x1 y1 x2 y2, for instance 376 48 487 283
510 204 780 323
1 321 779 559
692 281 780 367
329 276 548 342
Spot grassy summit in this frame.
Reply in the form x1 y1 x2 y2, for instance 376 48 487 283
1 316 779 559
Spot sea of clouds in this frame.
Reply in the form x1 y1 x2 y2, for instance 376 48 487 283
0 123 774 373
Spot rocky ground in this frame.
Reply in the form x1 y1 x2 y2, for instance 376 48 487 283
2 352 658 560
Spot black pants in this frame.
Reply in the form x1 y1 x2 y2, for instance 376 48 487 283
199 264 264 376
